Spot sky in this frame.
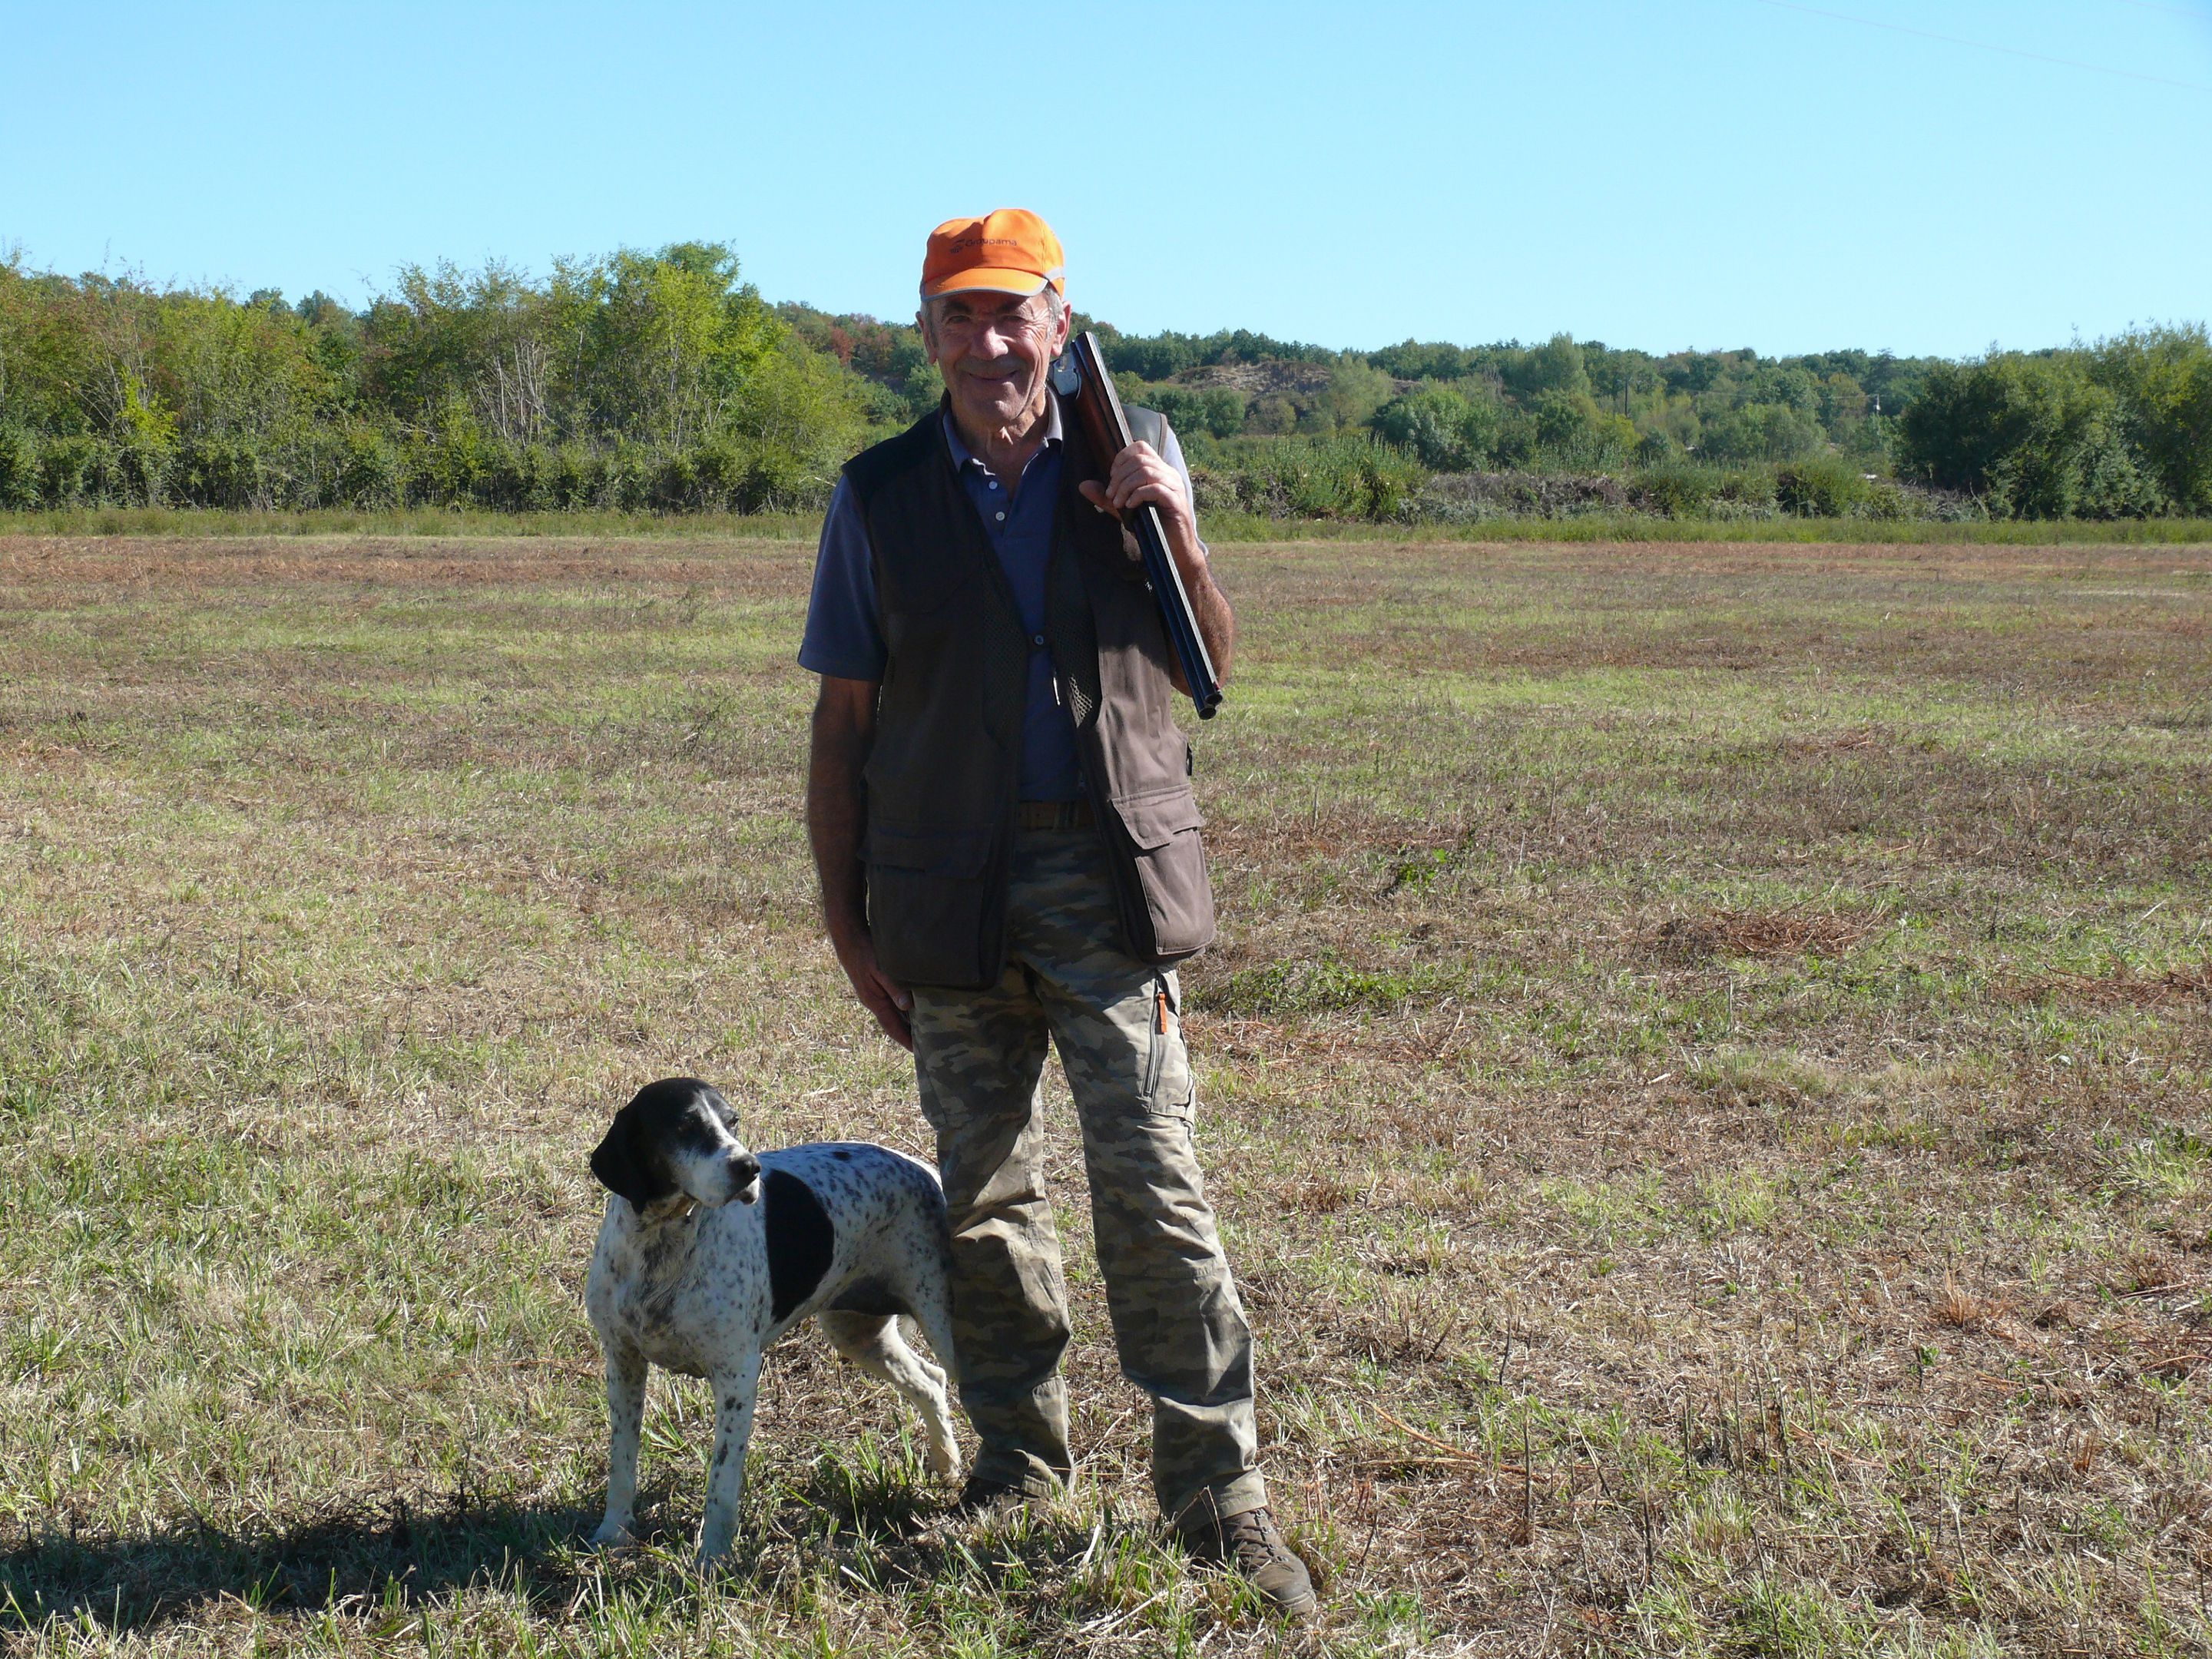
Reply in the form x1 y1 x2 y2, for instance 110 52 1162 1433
3 0 2207 360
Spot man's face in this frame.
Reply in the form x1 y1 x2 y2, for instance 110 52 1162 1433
920 288 1070 433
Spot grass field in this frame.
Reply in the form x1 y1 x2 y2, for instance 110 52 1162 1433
2 530 2209 1657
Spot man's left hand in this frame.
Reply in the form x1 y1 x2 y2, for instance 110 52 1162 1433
1079 442 1207 590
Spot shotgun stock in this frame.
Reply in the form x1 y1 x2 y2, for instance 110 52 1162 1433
1056 331 1222 720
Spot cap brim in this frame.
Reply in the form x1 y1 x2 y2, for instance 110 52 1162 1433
920 267 1054 300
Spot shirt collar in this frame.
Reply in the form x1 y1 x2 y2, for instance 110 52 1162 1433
942 394 1063 475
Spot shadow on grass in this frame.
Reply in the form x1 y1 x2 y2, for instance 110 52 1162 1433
0 1461 1125 1634
0 1489 599 1632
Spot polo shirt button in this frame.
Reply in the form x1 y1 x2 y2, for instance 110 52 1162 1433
995 511 1006 522
1031 634 1045 647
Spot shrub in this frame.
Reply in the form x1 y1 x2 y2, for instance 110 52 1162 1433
1212 435 1427 520
1774 458 1869 517
1371 383 1502 471
336 427 406 508
1698 402 1825 462
175 435 266 508
0 426 43 508
1898 352 2167 518
36 435 102 505
2091 325 2212 514
1633 465 1718 517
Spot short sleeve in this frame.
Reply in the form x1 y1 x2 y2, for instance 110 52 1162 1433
798 475 889 681
1154 418 1206 548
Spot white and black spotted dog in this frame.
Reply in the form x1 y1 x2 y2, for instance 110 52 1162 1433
584 1077 963 1562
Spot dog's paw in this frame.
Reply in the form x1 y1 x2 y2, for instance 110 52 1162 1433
926 1441 962 1480
589 1518 638 1549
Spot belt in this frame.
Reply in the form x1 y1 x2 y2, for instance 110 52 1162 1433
1015 799 1096 832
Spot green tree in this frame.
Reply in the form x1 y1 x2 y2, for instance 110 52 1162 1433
1898 352 2164 518
1370 382 1502 470
1502 333 1591 399
2092 325 2212 513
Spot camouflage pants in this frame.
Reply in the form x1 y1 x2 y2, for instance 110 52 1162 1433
910 823 1266 1525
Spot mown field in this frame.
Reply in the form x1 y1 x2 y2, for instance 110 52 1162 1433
2 530 2209 1657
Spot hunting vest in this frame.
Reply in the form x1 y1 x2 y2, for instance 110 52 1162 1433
843 394 1215 988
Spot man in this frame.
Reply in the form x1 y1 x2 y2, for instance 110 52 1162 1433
799 208 1313 1617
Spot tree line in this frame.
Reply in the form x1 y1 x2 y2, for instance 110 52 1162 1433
2 243 2207 520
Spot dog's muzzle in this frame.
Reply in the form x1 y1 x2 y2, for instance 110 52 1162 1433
730 1154 762 1206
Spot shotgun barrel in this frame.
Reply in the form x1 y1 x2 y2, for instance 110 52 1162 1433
1058 331 1223 720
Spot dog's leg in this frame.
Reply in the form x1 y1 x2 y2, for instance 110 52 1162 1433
592 1345 647 1546
906 1283 967 1481
820 1310 963 1481
696 1347 763 1565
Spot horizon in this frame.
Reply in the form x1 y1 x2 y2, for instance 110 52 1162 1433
3 245 2190 369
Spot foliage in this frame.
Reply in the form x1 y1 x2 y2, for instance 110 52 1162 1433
1371 382 1502 470
1 246 2204 519
0 245 865 512
1896 353 2167 519
2090 323 2212 514
1197 434 1426 521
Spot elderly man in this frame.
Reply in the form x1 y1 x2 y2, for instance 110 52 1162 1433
799 209 1313 1615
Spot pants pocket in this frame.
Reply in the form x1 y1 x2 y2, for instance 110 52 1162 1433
1142 972 1192 1119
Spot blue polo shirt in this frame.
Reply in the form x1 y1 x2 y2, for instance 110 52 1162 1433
800 403 1196 803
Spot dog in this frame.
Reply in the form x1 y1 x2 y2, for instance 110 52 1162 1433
584 1077 962 1562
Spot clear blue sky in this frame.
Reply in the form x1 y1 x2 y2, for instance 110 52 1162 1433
4 0 2206 359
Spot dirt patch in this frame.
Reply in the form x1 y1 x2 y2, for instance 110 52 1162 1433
1653 908 1877 962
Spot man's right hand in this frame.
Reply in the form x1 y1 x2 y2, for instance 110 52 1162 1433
833 926 914 1050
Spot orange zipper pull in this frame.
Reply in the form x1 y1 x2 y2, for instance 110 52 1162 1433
1155 989 1169 1034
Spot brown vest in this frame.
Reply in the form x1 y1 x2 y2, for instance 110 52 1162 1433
843 395 1215 988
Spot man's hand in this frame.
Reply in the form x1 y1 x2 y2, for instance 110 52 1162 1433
830 925 913 1049
1078 441 1203 586
1078 441 1236 687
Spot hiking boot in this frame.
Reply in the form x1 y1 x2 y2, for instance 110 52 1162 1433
1177 1505 1317 1618
952 1474 1031 1518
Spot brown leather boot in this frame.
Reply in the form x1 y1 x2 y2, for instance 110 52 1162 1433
1175 1505 1317 1618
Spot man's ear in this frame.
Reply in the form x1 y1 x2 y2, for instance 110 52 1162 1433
590 1109 661 1211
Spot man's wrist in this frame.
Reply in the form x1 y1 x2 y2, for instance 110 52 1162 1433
823 904 870 952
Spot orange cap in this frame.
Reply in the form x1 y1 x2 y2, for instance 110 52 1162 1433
920 208 1066 300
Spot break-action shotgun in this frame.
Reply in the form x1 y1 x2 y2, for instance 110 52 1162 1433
1055 330 1223 720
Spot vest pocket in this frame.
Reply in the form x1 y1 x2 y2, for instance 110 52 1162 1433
1108 785 1216 960
863 823 1002 988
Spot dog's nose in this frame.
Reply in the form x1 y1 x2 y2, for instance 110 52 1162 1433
731 1154 761 1202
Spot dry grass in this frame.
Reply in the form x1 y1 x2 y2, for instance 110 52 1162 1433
2 531 2209 1656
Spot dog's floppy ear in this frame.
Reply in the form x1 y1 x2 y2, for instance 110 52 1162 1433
590 1106 664 1211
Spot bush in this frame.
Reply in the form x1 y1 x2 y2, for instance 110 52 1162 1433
1898 352 2167 519
1371 383 1502 470
175 435 266 508
1211 435 1427 521
37 435 102 505
1698 402 1825 462
2091 325 2212 514
0 426 43 508
1774 458 1869 517
1632 464 1718 518
336 427 407 508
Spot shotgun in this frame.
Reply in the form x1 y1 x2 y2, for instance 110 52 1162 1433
1055 331 1223 720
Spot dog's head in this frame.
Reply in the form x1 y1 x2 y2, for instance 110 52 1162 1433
591 1078 762 1217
